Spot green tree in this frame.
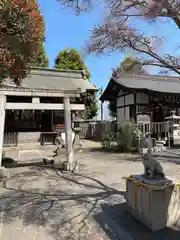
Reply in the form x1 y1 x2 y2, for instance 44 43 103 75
0 0 44 84
80 91 99 119
55 48 90 79
55 48 98 119
117 56 146 74
32 44 49 68
108 100 117 118
108 56 146 118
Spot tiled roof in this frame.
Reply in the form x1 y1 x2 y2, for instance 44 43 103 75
100 73 180 101
2 67 97 92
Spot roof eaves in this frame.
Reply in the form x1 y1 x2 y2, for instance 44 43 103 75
112 75 180 94
99 78 116 101
30 67 84 80
114 73 180 83
31 66 83 74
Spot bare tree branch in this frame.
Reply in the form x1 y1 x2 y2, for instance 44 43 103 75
85 16 180 74
57 0 180 75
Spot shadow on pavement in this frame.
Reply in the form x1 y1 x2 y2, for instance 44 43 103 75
0 168 124 239
94 202 180 240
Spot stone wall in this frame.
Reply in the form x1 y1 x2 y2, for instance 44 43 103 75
17 132 41 143
3 132 41 146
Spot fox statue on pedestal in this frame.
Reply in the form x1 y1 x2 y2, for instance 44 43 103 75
141 133 165 180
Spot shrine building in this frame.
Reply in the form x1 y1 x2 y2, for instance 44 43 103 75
100 73 180 123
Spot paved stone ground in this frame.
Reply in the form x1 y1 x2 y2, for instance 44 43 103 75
1 141 180 239
3 140 102 161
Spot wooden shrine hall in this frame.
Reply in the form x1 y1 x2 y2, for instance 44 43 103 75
100 72 180 123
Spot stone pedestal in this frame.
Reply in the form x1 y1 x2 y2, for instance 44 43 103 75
73 127 82 150
126 174 180 231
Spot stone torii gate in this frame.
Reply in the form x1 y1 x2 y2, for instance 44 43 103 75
0 86 83 171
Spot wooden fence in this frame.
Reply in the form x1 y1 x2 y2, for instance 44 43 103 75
78 121 116 141
76 121 170 142
3 132 18 146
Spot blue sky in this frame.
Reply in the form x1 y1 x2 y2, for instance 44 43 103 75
38 0 179 118
38 0 127 91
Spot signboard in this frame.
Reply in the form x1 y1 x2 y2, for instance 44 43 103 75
137 113 151 123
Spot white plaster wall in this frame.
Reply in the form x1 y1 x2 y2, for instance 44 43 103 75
117 107 130 122
125 106 130 121
136 93 149 104
117 96 124 107
117 108 125 122
125 94 134 105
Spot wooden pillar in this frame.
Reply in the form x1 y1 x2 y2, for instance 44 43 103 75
0 95 6 167
64 96 73 170
51 110 53 131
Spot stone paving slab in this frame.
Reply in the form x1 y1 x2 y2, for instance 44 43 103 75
1 221 52 240
18 149 41 160
0 147 180 239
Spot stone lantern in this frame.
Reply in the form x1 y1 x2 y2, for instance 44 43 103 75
164 110 180 146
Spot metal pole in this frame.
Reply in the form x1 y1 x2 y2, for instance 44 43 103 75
99 86 103 122
101 101 103 122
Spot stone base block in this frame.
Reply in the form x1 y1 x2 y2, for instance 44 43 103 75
63 161 79 172
63 162 70 171
74 143 82 150
126 174 180 231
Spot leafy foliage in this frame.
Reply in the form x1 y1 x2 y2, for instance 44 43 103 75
55 48 90 79
32 44 49 68
80 92 98 119
100 120 138 152
0 0 44 84
116 56 147 74
117 121 138 152
101 133 115 150
107 100 116 118
55 48 98 119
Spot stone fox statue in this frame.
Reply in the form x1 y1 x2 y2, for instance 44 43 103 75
142 151 165 179
141 133 165 179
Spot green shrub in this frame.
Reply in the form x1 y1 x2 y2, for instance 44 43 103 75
101 133 114 149
117 121 138 152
